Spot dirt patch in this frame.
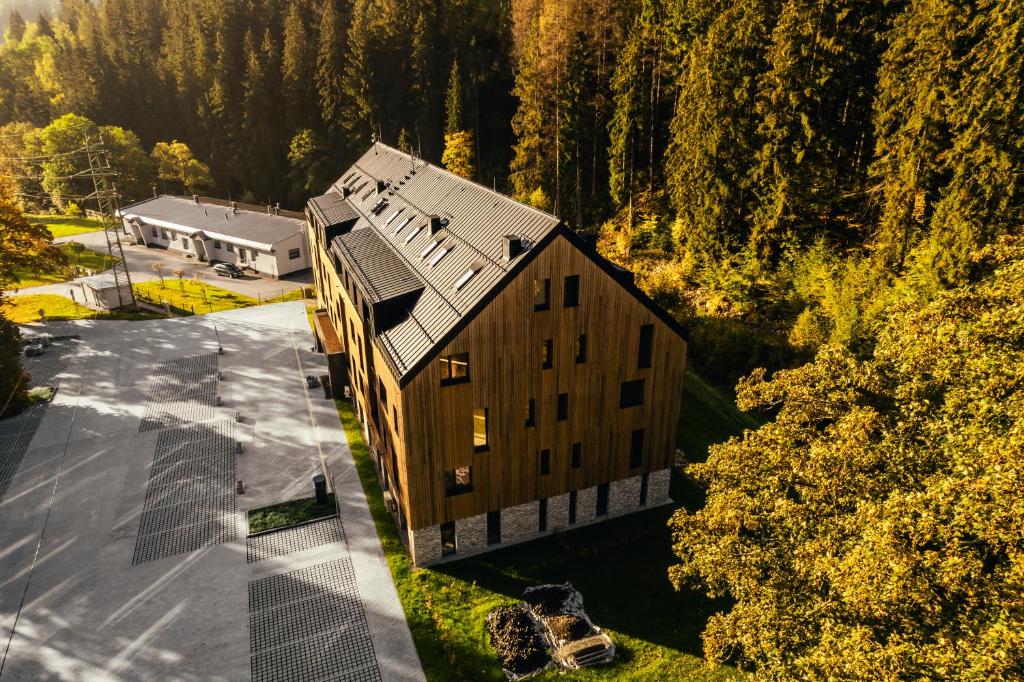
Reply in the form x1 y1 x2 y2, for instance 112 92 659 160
546 615 592 642
522 584 573 617
486 605 548 677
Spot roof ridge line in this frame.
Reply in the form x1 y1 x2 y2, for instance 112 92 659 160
368 142 560 223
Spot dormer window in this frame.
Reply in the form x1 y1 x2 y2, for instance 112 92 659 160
405 224 424 243
429 244 451 266
454 262 482 290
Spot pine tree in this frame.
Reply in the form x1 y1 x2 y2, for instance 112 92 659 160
317 0 346 135
7 10 26 42
918 0 1024 288
445 58 463 135
665 0 780 260
869 0 967 271
283 1 317 132
748 0 893 261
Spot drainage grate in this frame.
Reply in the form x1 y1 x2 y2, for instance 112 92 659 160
131 421 238 565
138 353 219 432
247 517 346 564
248 559 381 682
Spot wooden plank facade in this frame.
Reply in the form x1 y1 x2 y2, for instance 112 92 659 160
307 145 686 565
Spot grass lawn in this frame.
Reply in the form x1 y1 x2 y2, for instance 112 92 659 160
28 214 105 239
678 369 763 461
247 494 337 534
336 396 745 681
3 294 159 323
133 280 258 315
11 243 117 290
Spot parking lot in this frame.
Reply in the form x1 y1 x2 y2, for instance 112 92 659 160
0 302 423 681
52 230 312 300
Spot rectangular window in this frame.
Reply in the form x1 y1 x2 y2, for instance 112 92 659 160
441 521 456 556
378 378 387 408
487 510 501 545
563 275 580 307
181 237 189 249
473 408 488 452
630 429 645 468
533 278 550 310
638 324 654 369
227 243 234 252
525 399 536 427
440 352 470 385
620 379 645 408
213 240 222 249
571 442 582 469
162 229 169 239
569 490 578 525
289 248 301 260
539 449 551 475
251 249 259 261
596 483 609 517
239 248 247 262
640 472 649 506
557 393 568 421
539 498 548 532
444 466 473 497
393 405 399 426
150 227 157 237
575 334 587 363
541 339 553 369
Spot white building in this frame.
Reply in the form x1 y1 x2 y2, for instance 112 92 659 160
69 274 123 310
118 195 310 278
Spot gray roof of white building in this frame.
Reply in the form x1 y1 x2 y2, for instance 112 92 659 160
118 195 305 249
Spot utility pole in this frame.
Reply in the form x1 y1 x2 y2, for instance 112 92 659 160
79 131 136 309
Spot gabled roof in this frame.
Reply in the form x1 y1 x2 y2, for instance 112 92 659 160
331 229 423 305
310 144 685 387
312 144 561 383
118 195 305 249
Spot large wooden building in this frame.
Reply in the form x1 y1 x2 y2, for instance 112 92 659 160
307 144 687 565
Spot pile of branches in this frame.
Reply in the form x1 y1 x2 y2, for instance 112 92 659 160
546 615 592 642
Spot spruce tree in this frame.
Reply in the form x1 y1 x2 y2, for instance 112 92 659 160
445 58 463 135
6 10 26 42
283 2 317 132
317 0 346 135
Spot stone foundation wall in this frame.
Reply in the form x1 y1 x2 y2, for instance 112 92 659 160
547 493 570 531
410 473 676 566
410 525 441 566
575 486 597 525
456 513 487 554
610 475 642 516
504 500 539 542
648 468 671 506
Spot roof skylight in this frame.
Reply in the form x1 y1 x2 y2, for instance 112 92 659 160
384 209 403 226
454 263 482 290
429 245 451 267
394 216 413 234
421 239 442 258
405 224 424 243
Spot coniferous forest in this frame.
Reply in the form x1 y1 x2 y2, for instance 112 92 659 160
1 0 1022 678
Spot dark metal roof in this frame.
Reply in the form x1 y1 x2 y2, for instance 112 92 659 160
331 229 424 305
309 192 359 227
118 195 304 248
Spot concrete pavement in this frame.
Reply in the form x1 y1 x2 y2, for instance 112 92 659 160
0 302 424 681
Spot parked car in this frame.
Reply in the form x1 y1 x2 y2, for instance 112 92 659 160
24 343 45 357
213 263 244 278
22 334 50 347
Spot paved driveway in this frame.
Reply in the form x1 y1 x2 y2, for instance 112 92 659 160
0 302 424 681
47 230 312 300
